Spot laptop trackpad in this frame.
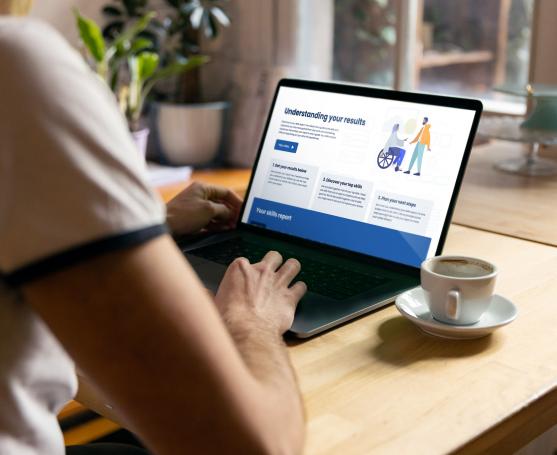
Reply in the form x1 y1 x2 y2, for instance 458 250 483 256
189 257 227 293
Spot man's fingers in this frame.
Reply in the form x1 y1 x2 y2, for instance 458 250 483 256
289 281 307 301
259 251 283 272
207 201 232 222
205 184 243 210
223 190 243 211
231 256 250 267
276 258 301 285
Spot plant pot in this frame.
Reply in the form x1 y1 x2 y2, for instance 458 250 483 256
130 127 150 162
149 101 229 166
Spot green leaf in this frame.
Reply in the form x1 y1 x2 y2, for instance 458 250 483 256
75 9 106 62
128 55 139 82
143 55 209 99
137 52 160 80
130 37 154 54
153 55 209 82
137 30 159 47
127 55 142 122
109 66 119 92
126 50 160 126
109 12 156 55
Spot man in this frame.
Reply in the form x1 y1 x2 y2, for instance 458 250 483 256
404 117 432 176
0 3 306 455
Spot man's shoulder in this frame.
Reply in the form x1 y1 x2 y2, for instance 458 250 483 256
0 17 72 69
0 16 62 40
0 16 92 113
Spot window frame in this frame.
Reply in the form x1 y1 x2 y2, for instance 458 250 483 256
392 0 539 115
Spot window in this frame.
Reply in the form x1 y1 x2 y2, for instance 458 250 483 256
332 0 533 114
333 0 397 87
418 0 533 113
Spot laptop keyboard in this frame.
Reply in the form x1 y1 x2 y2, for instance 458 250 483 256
188 238 385 300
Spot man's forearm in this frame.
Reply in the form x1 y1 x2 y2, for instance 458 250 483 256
228 322 299 385
225 318 305 452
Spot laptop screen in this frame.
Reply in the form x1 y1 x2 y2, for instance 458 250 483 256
241 83 479 268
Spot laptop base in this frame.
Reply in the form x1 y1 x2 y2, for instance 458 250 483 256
179 231 419 338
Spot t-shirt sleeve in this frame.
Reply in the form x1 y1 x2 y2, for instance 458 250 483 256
0 19 167 285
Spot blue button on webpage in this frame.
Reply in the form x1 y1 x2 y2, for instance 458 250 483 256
274 139 298 153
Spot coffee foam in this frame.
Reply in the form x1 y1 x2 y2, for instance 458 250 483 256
431 259 492 278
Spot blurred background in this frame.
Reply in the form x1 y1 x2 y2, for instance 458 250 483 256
30 0 557 166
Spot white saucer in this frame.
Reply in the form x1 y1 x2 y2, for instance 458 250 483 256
395 287 517 340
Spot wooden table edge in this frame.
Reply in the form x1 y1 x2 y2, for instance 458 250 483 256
452 380 557 454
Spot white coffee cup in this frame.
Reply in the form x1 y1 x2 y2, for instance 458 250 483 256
420 256 498 325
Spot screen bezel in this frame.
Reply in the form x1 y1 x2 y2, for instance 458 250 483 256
236 78 483 272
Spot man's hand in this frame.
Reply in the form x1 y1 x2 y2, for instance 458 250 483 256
166 182 242 236
215 252 307 336
214 251 307 444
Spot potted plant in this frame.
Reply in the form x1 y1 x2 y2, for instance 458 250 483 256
101 0 154 42
111 0 230 166
74 9 206 158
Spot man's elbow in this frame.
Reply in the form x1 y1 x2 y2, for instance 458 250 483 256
225 422 304 455
249 397 306 455
258 422 305 455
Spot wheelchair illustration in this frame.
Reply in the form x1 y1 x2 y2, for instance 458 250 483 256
377 147 404 169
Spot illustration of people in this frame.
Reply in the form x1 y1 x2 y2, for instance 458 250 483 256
404 116 431 176
383 123 407 171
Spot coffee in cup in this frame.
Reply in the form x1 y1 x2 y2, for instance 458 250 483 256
420 256 497 325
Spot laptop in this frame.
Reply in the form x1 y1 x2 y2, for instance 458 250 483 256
178 79 482 337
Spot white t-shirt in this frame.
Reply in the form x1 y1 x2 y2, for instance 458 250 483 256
0 18 167 454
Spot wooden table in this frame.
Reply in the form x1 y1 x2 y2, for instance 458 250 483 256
153 148 557 454
293 225 557 454
453 140 557 247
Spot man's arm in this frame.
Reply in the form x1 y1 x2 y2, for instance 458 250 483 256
410 127 422 144
23 235 305 455
75 373 124 424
